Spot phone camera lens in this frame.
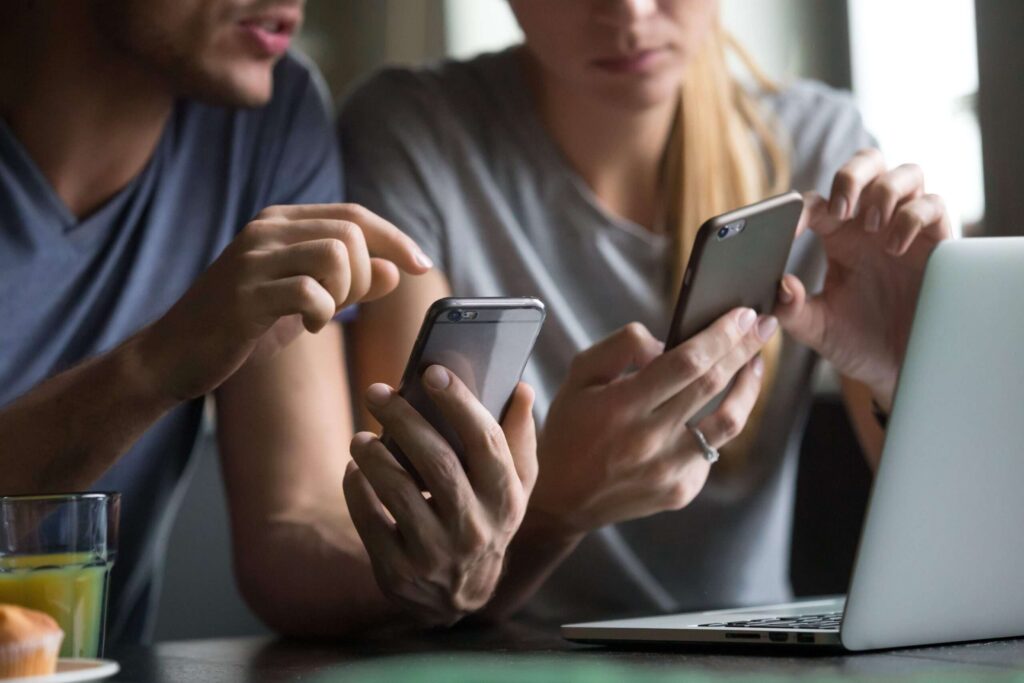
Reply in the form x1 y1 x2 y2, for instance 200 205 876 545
717 226 730 239
447 310 464 322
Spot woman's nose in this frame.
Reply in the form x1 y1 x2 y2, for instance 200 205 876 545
592 0 659 27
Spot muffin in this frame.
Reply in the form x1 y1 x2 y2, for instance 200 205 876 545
0 604 63 678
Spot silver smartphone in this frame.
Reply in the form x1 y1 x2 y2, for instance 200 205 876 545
665 191 803 421
383 297 546 486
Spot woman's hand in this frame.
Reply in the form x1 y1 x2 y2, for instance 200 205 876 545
140 203 431 402
529 310 776 537
343 367 537 627
776 149 952 410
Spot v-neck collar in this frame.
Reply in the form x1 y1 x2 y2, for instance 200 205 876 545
0 114 172 244
493 48 669 248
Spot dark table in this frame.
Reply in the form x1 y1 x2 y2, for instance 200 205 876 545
108 621 1024 682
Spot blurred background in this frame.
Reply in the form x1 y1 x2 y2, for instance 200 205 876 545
153 0 1020 640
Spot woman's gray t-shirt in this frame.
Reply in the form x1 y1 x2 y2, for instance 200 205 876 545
339 48 874 621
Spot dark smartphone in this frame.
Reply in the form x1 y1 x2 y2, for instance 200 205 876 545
383 297 546 486
665 191 803 420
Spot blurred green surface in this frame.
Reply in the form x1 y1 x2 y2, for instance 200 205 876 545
313 653 1024 683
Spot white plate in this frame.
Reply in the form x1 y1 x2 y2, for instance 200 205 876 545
3 658 119 683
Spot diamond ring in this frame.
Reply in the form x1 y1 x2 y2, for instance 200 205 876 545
690 426 719 464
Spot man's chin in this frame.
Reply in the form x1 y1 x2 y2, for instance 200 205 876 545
183 67 275 108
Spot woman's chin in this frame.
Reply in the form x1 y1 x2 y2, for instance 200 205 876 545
591 79 681 113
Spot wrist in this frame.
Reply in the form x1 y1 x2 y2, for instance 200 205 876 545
520 502 586 550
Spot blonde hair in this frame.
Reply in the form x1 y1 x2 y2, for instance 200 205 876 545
662 24 791 472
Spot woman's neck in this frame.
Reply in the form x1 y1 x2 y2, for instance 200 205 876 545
0 3 173 220
525 54 677 232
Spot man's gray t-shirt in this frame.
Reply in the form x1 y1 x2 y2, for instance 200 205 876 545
0 54 342 643
340 48 874 621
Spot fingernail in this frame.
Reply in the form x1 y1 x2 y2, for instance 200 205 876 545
351 432 375 448
865 207 880 233
778 279 794 304
752 355 764 378
737 308 757 334
415 251 433 269
757 315 778 341
366 383 393 407
831 196 848 220
423 365 450 390
886 232 903 255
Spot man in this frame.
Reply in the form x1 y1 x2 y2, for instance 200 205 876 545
0 0 536 644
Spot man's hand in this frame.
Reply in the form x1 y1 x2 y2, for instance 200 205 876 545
140 203 431 402
344 369 537 627
776 150 952 410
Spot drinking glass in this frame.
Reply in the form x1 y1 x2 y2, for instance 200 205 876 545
0 493 120 658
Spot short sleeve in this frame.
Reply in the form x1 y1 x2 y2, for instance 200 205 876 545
766 80 879 197
337 70 452 270
253 54 344 209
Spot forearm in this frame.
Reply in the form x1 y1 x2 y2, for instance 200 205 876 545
0 332 176 493
233 513 402 637
480 507 583 621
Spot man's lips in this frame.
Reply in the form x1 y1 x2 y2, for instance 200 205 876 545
591 48 668 75
237 10 300 57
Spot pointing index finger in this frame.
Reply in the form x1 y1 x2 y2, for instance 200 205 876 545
257 203 433 275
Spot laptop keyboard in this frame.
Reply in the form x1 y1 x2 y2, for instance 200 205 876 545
698 611 842 631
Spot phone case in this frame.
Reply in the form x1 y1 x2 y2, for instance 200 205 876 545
384 297 546 487
665 191 804 421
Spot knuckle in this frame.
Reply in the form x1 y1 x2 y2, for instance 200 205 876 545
502 487 527 526
924 193 945 211
241 219 272 244
255 205 284 220
670 346 707 379
339 219 366 246
339 202 369 222
899 163 924 183
480 421 508 455
663 480 695 510
622 321 649 345
713 408 745 441
697 365 729 397
323 238 349 267
293 275 323 305
647 457 675 485
858 147 885 164
631 430 664 459
427 447 462 484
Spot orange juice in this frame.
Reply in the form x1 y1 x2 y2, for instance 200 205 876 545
0 553 111 658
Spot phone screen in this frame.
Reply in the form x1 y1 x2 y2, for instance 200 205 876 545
386 299 545 483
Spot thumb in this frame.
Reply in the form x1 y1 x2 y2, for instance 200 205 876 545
501 383 538 493
567 323 664 390
796 191 828 239
775 274 828 352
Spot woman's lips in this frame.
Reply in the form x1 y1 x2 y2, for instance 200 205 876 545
591 48 668 75
237 16 296 57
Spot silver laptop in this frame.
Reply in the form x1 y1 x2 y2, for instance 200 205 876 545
563 237 1024 651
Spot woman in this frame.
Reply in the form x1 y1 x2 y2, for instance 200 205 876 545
339 0 950 624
